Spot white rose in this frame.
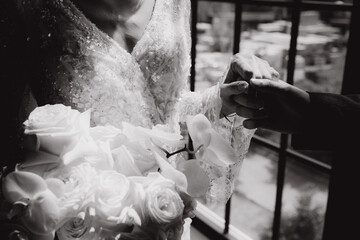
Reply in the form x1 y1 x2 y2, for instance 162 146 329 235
95 171 133 225
23 104 91 156
58 163 98 219
89 125 124 149
143 173 184 224
56 209 93 240
90 126 158 176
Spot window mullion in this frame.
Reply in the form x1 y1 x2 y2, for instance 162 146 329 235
272 133 289 240
272 0 301 239
190 0 198 92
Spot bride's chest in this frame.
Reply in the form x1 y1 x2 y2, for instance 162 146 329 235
33 0 189 115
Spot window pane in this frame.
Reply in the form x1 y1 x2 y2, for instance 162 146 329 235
239 5 291 75
239 5 291 144
231 142 278 240
292 10 351 161
196 197 226 220
294 10 351 94
196 1 235 92
278 156 329 240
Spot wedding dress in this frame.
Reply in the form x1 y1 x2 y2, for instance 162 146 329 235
10 0 255 202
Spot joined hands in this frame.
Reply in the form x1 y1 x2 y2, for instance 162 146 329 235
220 54 310 134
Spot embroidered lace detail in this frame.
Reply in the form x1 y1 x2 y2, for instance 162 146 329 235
133 0 192 123
175 84 255 202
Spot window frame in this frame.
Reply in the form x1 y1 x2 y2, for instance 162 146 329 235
190 1 356 239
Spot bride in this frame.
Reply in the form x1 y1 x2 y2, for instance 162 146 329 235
2 0 278 218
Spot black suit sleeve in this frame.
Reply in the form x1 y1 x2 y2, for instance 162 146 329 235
291 92 360 150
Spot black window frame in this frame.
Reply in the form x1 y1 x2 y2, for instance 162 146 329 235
190 1 357 239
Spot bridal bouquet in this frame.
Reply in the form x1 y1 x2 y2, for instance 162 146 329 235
1 104 239 240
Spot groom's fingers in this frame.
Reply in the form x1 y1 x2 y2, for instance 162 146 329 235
233 94 264 109
243 118 267 130
235 105 268 119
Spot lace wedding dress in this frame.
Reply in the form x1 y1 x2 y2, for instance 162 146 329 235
11 0 255 202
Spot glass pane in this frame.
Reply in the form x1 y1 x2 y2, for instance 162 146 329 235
239 5 291 77
195 197 225 220
278 156 329 240
294 10 351 94
195 1 235 91
292 10 351 162
238 5 291 144
231 142 278 240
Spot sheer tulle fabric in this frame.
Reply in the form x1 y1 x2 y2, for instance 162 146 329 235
15 0 255 202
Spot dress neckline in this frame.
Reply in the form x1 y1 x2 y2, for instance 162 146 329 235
66 0 159 58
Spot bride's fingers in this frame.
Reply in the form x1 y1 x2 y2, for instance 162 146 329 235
252 55 280 80
233 94 264 109
224 55 254 83
220 80 248 95
259 65 272 80
250 55 263 79
235 105 268 119
253 56 273 79
269 66 280 80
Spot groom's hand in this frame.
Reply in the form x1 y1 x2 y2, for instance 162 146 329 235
236 78 310 134
220 54 279 116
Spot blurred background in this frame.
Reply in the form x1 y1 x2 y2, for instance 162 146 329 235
189 0 354 239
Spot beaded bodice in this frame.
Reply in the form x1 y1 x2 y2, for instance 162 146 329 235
20 0 191 129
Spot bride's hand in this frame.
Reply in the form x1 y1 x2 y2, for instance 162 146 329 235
220 54 279 116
